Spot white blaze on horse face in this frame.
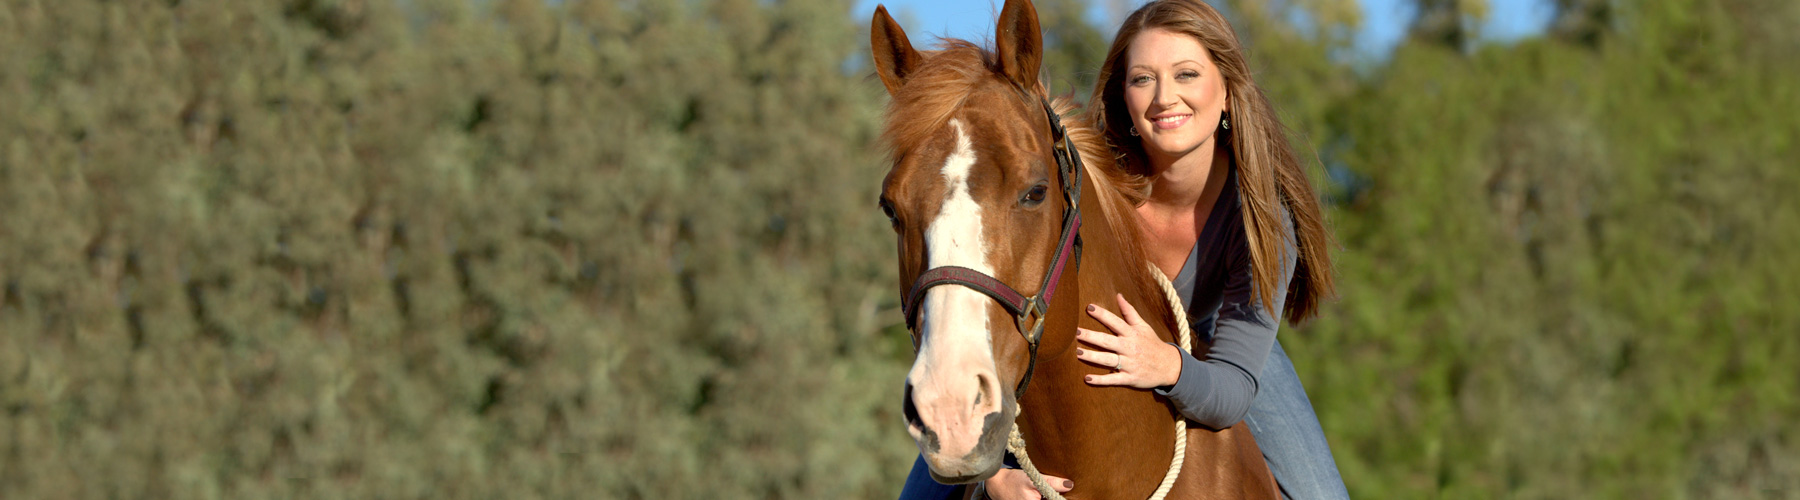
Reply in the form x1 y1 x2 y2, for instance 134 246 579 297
918 119 996 368
908 119 1005 460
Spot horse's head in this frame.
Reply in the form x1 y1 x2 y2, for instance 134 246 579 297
872 0 1079 484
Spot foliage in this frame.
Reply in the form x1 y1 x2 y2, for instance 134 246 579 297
0 0 1794 498
2 0 905 497
1289 0 1800 496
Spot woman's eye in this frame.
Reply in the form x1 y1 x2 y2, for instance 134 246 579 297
1129 75 1152 86
1021 184 1048 206
1177 70 1199 81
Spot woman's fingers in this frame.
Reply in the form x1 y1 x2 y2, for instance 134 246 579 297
1085 303 1132 337
1048 473 1074 493
1084 369 1136 386
983 469 1032 500
1115 293 1146 328
984 469 1073 499
1080 295 1179 389
1075 327 1122 351
1074 346 1122 369
1087 297 1155 342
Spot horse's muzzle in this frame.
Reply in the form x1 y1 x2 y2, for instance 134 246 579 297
904 381 1015 483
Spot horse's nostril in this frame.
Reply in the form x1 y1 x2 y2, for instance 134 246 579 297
903 382 922 427
975 373 995 409
903 382 941 455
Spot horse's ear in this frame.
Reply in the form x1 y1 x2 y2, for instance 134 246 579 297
995 0 1044 91
871 5 922 97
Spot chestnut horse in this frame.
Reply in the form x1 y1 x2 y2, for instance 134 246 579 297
872 0 1277 498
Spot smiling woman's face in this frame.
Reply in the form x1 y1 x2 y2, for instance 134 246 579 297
1122 28 1229 165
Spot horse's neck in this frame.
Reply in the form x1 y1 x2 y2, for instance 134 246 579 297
1009 174 1180 494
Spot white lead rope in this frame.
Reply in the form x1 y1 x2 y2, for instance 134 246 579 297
999 265 1191 500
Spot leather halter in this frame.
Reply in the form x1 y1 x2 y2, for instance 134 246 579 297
901 97 1084 401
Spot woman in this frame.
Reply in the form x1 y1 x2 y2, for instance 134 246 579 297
978 1 1346 498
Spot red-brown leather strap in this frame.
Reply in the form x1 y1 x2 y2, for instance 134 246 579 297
903 266 1030 330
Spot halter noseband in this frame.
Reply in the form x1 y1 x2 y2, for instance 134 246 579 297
901 97 1084 401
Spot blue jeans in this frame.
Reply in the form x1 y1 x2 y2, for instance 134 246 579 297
897 454 963 500
897 340 1348 500
1245 339 1350 500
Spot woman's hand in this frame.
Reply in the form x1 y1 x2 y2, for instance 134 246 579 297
1076 294 1183 389
982 469 1072 500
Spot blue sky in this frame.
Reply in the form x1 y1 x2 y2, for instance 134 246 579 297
852 0 1555 58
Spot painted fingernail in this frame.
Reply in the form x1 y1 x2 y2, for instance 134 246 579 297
1087 304 1096 312
1084 375 1094 383
1064 480 1074 489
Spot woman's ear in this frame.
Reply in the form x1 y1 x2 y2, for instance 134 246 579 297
994 0 1043 91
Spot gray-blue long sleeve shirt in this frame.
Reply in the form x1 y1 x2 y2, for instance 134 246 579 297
1152 166 1297 430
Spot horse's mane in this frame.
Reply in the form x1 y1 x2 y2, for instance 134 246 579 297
1052 97 1178 333
881 40 1176 334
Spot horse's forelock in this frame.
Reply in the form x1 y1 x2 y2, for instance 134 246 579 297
882 41 1033 158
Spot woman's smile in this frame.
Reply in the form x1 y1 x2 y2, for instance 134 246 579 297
1152 113 1191 130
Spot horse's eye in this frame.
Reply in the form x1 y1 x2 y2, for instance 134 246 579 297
1021 184 1049 206
879 198 900 227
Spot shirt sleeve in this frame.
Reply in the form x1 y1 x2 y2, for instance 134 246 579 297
1153 208 1297 429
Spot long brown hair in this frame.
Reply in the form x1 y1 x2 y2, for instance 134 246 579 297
1088 0 1335 324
